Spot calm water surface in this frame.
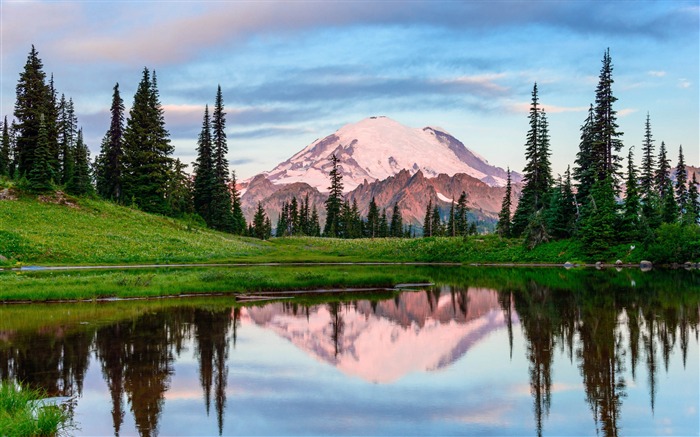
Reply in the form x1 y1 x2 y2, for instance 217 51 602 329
0 266 698 436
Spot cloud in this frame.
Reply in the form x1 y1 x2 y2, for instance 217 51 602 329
678 79 692 89
618 108 638 117
506 102 588 114
648 70 667 77
229 126 316 140
4 1 693 67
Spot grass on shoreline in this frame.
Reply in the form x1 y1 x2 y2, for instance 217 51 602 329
0 382 70 437
0 265 430 302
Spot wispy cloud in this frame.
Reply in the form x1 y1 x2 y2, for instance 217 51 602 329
678 79 692 89
648 70 666 77
506 102 588 114
618 108 638 117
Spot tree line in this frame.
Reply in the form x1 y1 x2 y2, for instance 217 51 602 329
496 49 700 256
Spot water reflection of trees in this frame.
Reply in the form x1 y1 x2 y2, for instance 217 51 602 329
0 276 697 437
0 306 237 437
500 282 699 437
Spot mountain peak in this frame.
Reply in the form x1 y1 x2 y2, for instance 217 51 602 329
259 117 519 192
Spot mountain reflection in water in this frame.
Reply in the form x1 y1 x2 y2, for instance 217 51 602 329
0 273 697 436
242 287 513 383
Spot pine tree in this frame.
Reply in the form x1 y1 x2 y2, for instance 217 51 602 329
389 203 403 238
496 169 512 237
230 170 247 234
431 205 443 237
252 202 270 240
122 68 173 214
95 83 125 202
573 104 596 206
310 206 321 236
640 113 655 197
686 173 700 225
592 48 624 182
210 85 234 232
447 198 456 237
27 114 54 192
57 95 78 185
512 84 553 236
365 197 379 238
621 148 640 240
66 129 93 196
323 154 343 237
455 191 469 236
423 199 433 237
578 176 618 256
656 141 677 224
675 145 689 218
45 74 60 179
655 141 671 198
379 208 389 238
193 105 216 226
166 158 193 217
14 45 53 177
547 166 577 239
0 116 10 177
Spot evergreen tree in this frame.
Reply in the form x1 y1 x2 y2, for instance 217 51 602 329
95 83 125 202
547 166 577 239
423 199 433 237
675 145 689 218
379 208 389 238
512 84 553 236
686 173 700 225
230 170 247 234
431 205 443 237
389 203 403 238
27 114 54 192
65 129 93 196
193 105 216 226
655 141 671 198
309 205 321 236
252 202 270 240
323 154 343 237
621 148 640 240
656 141 677 224
45 74 60 178
365 197 380 238
0 116 10 177
447 198 456 237
209 85 234 232
166 158 193 216
57 95 78 185
122 68 173 215
639 113 655 197
573 104 597 206
14 45 53 177
496 169 512 237
592 48 623 182
455 191 469 236
578 176 618 256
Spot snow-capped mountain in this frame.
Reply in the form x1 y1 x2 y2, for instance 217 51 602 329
257 116 519 192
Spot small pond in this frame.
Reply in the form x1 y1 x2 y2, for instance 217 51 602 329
0 266 698 436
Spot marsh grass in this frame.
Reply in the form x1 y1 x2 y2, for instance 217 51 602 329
0 382 71 437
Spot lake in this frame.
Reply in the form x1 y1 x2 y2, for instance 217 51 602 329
0 266 698 436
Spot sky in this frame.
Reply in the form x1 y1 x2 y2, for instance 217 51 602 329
1 0 698 181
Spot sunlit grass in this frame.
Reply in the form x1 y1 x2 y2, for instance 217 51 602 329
0 382 71 437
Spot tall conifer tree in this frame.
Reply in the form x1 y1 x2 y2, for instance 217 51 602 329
230 170 247 234
686 173 700 225
210 85 234 231
423 199 433 237
592 48 623 182
323 154 343 237
122 68 173 214
573 104 596 207
512 84 552 236
390 203 403 238
193 105 216 226
455 191 469 237
675 146 688 218
640 113 655 197
95 83 125 202
14 45 53 177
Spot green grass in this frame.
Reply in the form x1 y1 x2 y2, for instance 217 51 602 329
0 382 71 437
0 194 651 268
0 265 430 302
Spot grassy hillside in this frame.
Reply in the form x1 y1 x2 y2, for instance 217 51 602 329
0 190 664 267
